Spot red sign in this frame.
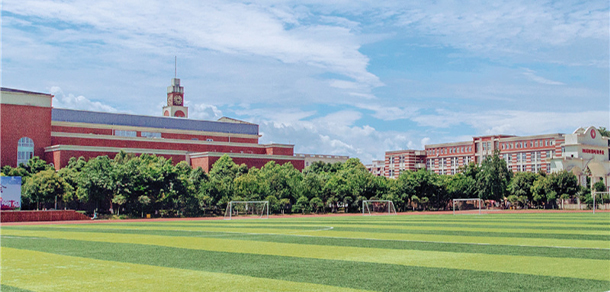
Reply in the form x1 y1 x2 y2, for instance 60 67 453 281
591 129 596 139
583 148 604 155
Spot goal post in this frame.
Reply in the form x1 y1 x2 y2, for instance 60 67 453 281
224 201 269 220
453 198 483 215
362 200 397 216
591 191 609 214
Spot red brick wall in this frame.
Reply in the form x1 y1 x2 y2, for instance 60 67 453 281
50 136 268 155
47 149 188 169
1 104 52 167
52 125 113 135
0 210 90 222
52 126 259 144
265 146 294 156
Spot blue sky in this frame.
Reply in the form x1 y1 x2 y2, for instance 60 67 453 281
2 0 608 163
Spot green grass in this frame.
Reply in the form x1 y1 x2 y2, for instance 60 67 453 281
2 212 610 291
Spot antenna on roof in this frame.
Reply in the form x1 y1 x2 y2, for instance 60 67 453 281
174 56 177 78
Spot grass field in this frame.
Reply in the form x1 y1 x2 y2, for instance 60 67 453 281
2 212 610 291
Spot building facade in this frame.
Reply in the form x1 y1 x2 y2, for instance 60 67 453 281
365 160 386 177
383 150 426 178
295 153 349 168
1 81 305 171
378 128 609 190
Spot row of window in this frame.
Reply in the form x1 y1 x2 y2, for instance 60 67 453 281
508 164 550 173
501 139 554 150
503 151 554 163
113 130 214 141
426 156 472 169
427 146 473 156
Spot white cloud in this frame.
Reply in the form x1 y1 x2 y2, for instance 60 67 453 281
521 69 564 85
50 86 117 112
392 1 608 65
355 103 419 121
188 103 224 121
411 109 610 136
240 109 419 163
4 0 381 87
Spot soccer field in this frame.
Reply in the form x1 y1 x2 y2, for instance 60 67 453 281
2 212 609 291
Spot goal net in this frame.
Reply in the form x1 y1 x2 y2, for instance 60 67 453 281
453 198 483 215
362 200 397 215
224 201 269 220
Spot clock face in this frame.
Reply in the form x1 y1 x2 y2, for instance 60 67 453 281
167 95 173 105
174 95 183 105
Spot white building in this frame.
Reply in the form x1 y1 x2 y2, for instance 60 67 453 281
550 127 610 191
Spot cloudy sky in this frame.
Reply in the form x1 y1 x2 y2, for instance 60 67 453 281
2 0 608 163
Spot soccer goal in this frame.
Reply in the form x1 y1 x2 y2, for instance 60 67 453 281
591 191 609 214
224 201 269 220
453 198 483 215
362 200 397 215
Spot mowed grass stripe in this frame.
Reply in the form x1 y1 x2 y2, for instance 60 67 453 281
62 221 610 234
3 229 608 280
5 227 610 260
1 247 366 292
21 224 609 248
4 237 609 292
0 285 33 292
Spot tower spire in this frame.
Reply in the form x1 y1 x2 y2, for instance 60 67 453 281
174 56 177 78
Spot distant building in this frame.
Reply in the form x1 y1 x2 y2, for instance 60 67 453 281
295 153 349 168
377 128 609 190
384 150 426 178
1 78 305 171
365 160 386 177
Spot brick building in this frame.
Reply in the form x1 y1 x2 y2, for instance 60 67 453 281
383 150 426 179
1 80 305 171
379 128 609 190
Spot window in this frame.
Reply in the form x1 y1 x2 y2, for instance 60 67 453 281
206 138 214 142
545 140 548 146
141 132 161 138
114 130 137 137
535 141 538 147
17 137 34 165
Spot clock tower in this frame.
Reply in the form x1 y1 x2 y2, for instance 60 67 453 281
162 78 188 118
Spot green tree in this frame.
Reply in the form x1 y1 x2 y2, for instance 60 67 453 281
476 150 511 201
76 156 114 212
208 155 240 211
138 195 151 218
22 169 72 210
292 196 310 214
509 172 539 207
446 173 477 200
309 197 324 213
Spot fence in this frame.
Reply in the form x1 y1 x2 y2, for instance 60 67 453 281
0 210 90 222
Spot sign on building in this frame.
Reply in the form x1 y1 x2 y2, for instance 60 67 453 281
0 176 22 210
